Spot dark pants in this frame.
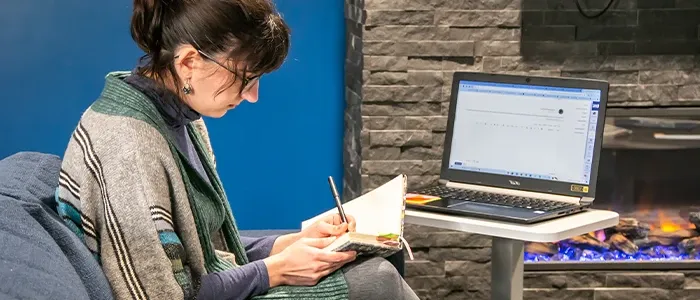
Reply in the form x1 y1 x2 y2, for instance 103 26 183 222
385 250 405 277
342 256 418 300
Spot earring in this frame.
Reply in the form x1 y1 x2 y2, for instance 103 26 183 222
183 79 193 95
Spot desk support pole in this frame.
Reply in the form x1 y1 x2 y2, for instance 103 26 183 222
491 237 524 300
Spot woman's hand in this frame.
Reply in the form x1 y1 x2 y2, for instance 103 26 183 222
263 236 357 287
301 214 357 240
269 214 358 257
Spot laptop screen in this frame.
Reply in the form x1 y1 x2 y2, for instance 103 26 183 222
447 80 602 185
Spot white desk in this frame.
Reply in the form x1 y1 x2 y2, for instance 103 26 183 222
405 209 619 300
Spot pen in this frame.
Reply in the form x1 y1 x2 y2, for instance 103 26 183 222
327 176 348 224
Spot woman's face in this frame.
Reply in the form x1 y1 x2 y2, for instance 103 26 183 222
173 46 260 118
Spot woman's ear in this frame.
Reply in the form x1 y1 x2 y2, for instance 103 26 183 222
173 45 200 81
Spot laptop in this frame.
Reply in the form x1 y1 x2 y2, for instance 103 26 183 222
407 71 609 224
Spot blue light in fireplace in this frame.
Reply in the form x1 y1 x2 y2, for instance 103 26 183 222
525 245 698 262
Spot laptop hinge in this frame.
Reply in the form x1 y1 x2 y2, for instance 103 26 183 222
445 181 582 205
579 197 595 206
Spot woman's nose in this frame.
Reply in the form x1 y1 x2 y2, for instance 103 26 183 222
242 82 259 103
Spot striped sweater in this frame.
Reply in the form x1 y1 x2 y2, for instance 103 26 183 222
56 71 349 299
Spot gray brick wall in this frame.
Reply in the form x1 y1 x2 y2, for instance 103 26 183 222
343 0 364 201
359 0 700 194
521 0 700 56
343 0 700 298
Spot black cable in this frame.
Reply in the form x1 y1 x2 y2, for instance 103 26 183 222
575 0 615 19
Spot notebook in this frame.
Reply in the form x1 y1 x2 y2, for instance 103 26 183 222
301 174 413 259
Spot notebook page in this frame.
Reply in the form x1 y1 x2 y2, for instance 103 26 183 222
302 174 406 238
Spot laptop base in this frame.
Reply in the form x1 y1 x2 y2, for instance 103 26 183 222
407 184 590 224
407 201 589 224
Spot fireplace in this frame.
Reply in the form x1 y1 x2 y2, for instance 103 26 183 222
525 107 700 270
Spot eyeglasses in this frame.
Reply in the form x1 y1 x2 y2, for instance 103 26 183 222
174 50 260 93
196 50 260 93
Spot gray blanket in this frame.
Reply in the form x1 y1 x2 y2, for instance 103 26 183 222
0 152 113 300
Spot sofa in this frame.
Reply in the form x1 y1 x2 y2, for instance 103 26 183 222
0 152 113 300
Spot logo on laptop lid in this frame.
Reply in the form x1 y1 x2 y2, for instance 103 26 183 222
509 180 520 186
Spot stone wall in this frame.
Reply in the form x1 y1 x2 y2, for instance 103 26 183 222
521 0 700 56
341 0 700 298
358 0 700 194
342 0 364 200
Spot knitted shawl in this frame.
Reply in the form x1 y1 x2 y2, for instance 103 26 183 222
55 72 349 299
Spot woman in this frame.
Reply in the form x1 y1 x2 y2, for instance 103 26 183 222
55 0 419 299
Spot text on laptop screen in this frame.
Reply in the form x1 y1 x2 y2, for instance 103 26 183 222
448 80 601 185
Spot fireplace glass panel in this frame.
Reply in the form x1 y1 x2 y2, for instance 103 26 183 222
525 108 700 269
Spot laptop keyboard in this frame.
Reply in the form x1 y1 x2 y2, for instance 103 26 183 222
411 186 577 212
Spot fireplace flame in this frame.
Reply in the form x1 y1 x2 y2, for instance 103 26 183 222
655 211 689 233
660 223 682 232
524 190 700 263
595 230 606 242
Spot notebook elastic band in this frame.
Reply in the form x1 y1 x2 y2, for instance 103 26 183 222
399 236 414 260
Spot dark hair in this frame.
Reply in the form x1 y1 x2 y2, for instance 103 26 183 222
130 0 290 94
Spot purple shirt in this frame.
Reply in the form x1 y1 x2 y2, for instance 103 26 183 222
197 235 280 300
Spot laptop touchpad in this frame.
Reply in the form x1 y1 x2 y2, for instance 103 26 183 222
449 201 540 218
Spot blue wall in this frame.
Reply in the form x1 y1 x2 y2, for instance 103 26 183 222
0 1 345 230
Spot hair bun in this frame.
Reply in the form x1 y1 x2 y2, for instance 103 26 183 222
130 0 165 54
